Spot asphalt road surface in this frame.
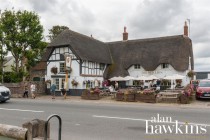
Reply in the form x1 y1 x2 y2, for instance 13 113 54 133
0 98 210 140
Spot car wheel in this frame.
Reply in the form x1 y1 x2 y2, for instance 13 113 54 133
196 95 199 100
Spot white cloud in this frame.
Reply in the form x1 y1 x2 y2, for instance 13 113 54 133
0 0 210 71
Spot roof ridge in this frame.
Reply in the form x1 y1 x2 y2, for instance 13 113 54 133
66 29 105 44
106 34 186 44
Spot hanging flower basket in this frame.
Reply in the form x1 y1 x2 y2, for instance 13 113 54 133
83 80 87 85
51 67 58 74
71 79 78 87
45 80 51 84
187 70 195 79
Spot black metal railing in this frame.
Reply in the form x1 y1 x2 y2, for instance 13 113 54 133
44 114 62 140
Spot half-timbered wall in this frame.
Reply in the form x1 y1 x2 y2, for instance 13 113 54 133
46 46 105 93
81 61 105 76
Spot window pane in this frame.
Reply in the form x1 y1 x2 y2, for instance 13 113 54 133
60 63 65 72
61 79 65 89
134 64 140 69
55 79 59 89
100 63 105 70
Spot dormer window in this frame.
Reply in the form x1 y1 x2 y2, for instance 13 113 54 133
134 64 141 69
161 63 169 69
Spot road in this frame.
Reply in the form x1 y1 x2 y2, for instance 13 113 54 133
0 98 210 140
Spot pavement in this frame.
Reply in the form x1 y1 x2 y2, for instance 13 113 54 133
14 94 210 109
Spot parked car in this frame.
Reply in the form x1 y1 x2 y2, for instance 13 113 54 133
196 80 210 99
0 84 11 103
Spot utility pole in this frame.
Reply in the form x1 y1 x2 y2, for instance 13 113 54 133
187 19 190 37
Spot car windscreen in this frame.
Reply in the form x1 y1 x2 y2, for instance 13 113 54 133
199 81 210 87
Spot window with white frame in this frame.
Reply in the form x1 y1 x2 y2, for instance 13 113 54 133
61 78 65 89
55 78 59 89
60 62 65 73
134 64 141 69
161 63 169 69
81 61 104 75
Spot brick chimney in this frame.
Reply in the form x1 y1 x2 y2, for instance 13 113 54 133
184 21 188 37
123 26 128 41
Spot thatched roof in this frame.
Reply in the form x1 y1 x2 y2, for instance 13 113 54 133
104 35 193 79
44 29 193 79
47 29 112 64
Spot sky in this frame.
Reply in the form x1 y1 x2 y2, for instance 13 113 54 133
1 0 210 71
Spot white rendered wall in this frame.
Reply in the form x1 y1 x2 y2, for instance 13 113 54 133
127 64 191 86
46 47 104 90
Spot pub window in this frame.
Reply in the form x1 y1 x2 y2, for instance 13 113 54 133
134 64 141 69
61 78 65 89
161 63 169 69
60 62 65 73
55 78 59 89
99 63 105 70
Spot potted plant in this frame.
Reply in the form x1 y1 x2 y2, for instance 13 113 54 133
51 67 58 74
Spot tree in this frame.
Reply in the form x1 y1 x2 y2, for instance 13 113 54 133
48 25 69 41
0 12 8 82
0 9 46 76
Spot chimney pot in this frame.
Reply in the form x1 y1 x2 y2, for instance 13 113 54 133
124 26 127 33
184 21 188 37
123 26 128 40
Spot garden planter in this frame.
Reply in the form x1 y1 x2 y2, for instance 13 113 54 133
179 94 189 104
89 93 100 100
138 94 156 103
81 90 89 99
124 93 135 102
81 89 100 100
156 92 179 103
116 92 124 101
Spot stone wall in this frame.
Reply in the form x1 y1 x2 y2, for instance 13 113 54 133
3 81 47 97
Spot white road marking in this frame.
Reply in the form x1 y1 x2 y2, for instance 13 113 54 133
0 108 44 113
93 115 147 121
93 115 210 127
75 124 80 126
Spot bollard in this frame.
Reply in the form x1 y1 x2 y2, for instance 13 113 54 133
22 119 50 140
0 124 27 140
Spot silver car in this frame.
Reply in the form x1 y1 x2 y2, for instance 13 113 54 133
0 84 11 103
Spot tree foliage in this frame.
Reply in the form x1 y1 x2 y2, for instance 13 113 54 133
0 14 8 78
48 25 69 41
0 9 47 74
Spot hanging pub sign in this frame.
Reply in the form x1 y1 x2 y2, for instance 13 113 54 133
65 55 72 71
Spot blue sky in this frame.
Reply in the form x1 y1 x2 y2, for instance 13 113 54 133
1 0 210 71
